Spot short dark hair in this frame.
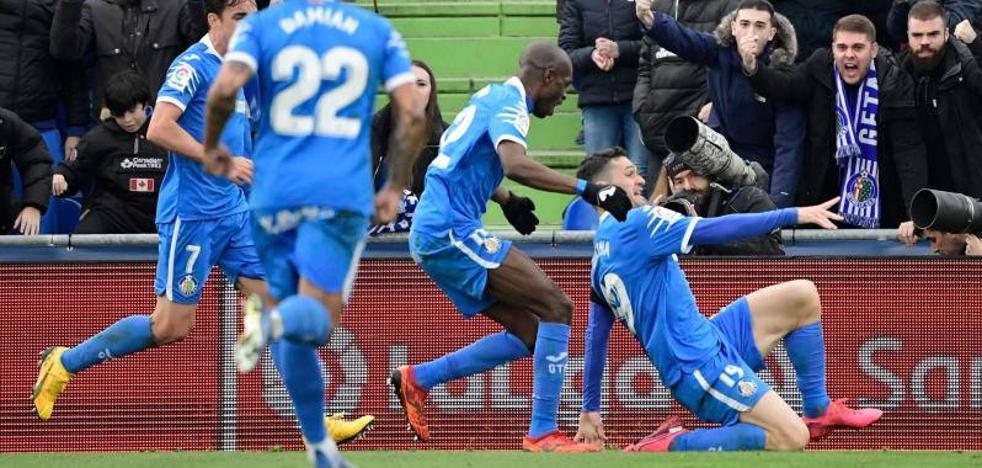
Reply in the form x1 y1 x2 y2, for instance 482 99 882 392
735 0 775 19
833 14 877 43
909 0 946 24
104 70 151 117
205 0 247 17
576 146 628 183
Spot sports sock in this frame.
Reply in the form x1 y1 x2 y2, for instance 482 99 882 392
784 321 831 418
413 331 531 390
528 322 570 438
671 423 767 451
274 295 331 346
272 339 328 444
60 315 155 373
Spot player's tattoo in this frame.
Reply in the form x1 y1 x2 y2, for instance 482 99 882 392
385 102 426 190
204 62 252 151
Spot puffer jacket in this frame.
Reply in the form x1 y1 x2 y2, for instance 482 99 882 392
50 0 206 116
0 0 88 127
559 0 644 107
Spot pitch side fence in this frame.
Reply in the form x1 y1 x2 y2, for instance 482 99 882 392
2 232 979 451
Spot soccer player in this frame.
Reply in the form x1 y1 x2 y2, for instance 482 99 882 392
573 147 883 452
32 0 372 446
201 1 427 466
388 41 633 453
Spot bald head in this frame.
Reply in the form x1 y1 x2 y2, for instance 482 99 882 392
517 40 572 118
520 40 573 76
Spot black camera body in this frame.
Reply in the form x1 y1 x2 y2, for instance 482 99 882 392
910 189 982 235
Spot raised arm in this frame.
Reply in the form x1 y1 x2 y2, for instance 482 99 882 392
743 47 820 105
689 198 842 246
643 11 722 68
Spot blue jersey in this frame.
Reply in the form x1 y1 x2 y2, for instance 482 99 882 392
412 77 531 238
156 35 251 223
590 206 722 388
225 0 414 215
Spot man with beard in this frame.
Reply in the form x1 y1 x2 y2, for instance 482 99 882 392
741 14 927 229
895 1 982 245
661 152 784 255
635 0 805 208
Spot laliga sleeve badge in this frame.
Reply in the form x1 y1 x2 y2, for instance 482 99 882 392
179 275 199 296
738 379 758 397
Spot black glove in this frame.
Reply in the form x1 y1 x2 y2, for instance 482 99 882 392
582 182 631 221
501 191 539 235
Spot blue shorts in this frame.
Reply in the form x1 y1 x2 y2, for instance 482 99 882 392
670 297 770 426
154 212 265 305
251 207 369 301
409 227 512 317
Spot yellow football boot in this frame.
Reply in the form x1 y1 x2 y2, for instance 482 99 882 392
326 412 375 445
32 346 74 420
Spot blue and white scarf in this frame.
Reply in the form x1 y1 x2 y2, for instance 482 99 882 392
834 61 880 228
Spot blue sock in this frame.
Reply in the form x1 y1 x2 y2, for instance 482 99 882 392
671 423 767 451
275 295 331 346
271 339 328 444
414 331 531 390
61 315 155 373
784 321 831 418
528 322 570 438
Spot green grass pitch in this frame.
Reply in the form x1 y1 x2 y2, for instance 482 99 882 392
1 451 978 468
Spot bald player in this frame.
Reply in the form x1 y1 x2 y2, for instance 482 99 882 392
388 41 632 452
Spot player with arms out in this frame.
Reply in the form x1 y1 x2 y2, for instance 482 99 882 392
388 41 633 453
574 147 883 452
202 0 426 466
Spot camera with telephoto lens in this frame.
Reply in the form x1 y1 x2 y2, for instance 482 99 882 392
661 190 701 217
910 188 982 234
664 116 769 190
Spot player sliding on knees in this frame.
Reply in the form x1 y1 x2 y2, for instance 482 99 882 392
388 41 633 453
31 0 373 450
573 148 882 452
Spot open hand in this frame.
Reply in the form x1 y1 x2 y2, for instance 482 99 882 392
796 197 844 229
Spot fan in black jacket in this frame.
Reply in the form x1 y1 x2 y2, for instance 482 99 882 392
0 106 52 235
52 70 166 234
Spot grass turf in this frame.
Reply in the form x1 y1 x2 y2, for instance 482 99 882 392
0 451 978 468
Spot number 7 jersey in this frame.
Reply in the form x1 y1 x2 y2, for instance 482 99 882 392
225 0 414 215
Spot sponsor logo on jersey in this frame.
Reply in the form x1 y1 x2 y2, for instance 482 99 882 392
120 157 164 170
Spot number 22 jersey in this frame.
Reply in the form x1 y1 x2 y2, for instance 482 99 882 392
226 0 414 215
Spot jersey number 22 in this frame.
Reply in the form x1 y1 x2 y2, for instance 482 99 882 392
270 45 368 139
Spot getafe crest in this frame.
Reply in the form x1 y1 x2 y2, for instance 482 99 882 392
738 379 758 397
179 275 198 296
846 170 878 208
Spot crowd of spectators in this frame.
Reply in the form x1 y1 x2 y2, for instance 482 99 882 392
1 0 980 255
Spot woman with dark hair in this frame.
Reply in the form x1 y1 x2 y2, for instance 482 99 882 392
371 60 446 195
369 60 447 235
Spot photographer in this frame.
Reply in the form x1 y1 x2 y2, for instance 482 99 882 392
661 152 784 255
899 188 982 256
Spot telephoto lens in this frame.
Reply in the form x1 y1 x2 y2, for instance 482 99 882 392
910 188 982 234
664 116 761 189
